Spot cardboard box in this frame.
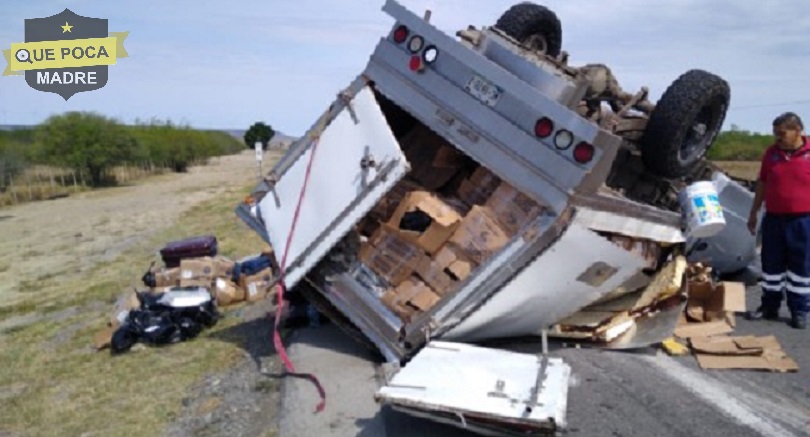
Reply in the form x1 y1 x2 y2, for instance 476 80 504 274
448 206 511 264
407 287 441 312
414 245 473 295
361 178 424 236
241 267 274 302
213 256 237 279
381 277 441 318
457 166 500 207
359 224 423 285
153 267 181 288
214 277 245 306
388 191 462 255
485 182 546 234
380 278 425 320
687 280 746 324
415 253 453 293
179 258 216 287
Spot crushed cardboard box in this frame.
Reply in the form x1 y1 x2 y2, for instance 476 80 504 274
691 336 798 372
668 273 798 372
674 279 745 338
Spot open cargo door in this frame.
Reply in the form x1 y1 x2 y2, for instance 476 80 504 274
257 85 410 289
376 341 570 436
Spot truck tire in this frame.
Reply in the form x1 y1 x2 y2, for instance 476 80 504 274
641 70 730 178
494 3 562 57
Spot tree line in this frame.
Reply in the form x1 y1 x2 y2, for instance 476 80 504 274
706 125 774 161
0 111 263 189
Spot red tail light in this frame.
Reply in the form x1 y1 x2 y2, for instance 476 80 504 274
573 142 595 163
393 25 409 43
408 55 423 72
534 117 553 138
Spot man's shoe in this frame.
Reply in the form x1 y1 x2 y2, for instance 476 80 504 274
745 307 779 321
789 315 807 330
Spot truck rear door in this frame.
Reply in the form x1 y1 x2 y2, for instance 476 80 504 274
257 83 410 289
376 341 570 436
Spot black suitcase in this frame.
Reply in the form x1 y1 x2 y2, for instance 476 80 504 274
160 235 218 268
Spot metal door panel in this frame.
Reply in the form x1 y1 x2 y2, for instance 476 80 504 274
258 86 409 288
377 341 570 434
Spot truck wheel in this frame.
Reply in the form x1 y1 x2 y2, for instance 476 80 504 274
641 70 730 178
494 3 562 57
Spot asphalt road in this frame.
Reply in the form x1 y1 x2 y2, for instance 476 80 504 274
278 278 810 437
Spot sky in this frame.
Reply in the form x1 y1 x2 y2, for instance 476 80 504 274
1 0 809 136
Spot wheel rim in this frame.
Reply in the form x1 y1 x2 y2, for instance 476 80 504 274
522 33 548 54
679 100 725 162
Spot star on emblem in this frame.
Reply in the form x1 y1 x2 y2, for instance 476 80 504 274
61 22 73 33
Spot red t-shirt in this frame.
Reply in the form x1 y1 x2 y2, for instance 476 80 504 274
759 136 810 214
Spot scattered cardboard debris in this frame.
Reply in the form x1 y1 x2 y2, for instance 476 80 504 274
675 273 745 340
693 336 799 372
674 319 733 339
667 270 798 372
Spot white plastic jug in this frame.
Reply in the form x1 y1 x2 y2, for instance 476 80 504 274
679 181 726 238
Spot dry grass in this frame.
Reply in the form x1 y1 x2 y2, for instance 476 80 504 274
712 160 760 181
0 184 270 437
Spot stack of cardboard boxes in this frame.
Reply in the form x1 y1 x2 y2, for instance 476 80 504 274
95 252 277 350
358 165 548 322
148 254 275 307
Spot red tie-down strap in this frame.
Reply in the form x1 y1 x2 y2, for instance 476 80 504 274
272 135 326 413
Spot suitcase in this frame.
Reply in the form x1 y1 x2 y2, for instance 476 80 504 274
160 235 218 268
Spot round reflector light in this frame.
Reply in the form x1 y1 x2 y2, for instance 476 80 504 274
409 55 423 72
408 35 424 53
573 142 595 163
393 25 409 43
534 117 554 138
423 46 439 64
554 130 574 150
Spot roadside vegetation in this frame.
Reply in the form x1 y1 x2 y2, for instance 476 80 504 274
0 181 274 437
0 111 246 206
707 125 773 161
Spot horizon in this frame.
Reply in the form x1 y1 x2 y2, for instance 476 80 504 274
2 1 809 136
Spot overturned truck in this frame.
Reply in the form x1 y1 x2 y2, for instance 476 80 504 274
237 1 757 434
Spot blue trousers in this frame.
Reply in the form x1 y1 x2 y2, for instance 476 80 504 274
760 213 810 316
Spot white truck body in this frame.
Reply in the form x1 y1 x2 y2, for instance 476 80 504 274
237 1 757 433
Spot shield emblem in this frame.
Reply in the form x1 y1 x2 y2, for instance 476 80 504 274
24 9 108 100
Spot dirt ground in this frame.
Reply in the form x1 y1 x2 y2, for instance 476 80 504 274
0 151 263 305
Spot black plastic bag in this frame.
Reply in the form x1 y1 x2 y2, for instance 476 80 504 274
141 261 157 288
111 289 219 355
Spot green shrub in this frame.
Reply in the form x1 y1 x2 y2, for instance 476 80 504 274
708 127 773 161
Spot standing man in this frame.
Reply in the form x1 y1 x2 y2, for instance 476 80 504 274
746 112 810 329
